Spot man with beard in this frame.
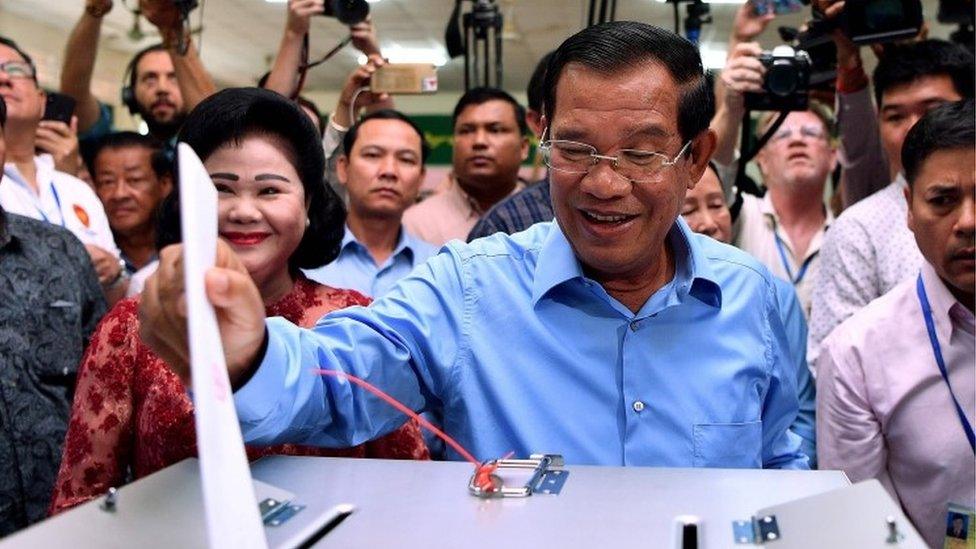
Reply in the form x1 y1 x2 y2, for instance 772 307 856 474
61 0 215 146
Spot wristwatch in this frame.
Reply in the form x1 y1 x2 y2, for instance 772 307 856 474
103 259 131 290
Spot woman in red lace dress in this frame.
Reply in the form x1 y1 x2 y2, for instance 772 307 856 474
50 88 428 514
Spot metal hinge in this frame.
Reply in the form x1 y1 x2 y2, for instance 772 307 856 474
733 514 781 544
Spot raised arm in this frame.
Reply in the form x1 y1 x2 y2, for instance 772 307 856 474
710 4 773 168
712 42 767 167
139 0 217 112
812 0 890 206
60 1 113 133
265 0 324 97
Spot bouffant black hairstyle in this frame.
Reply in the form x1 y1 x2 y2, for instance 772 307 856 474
159 87 344 271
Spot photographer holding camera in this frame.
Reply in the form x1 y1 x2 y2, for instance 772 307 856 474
60 0 216 146
710 4 837 318
263 0 389 203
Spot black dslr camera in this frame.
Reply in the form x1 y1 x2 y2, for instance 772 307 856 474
744 46 811 112
319 0 370 25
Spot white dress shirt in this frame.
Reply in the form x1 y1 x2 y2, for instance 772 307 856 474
0 154 119 256
735 192 832 318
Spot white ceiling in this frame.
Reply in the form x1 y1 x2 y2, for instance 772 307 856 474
1 0 958 98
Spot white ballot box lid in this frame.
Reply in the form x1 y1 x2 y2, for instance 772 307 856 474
0 459 349 549
735 479 926 548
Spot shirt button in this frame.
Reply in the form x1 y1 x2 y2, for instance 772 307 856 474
632 400 646 413
629 321 640 331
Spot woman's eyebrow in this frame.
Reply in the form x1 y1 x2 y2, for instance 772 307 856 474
255 173 291 182
209 172 239 181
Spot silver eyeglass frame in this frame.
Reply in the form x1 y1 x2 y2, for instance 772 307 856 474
537 127 693 183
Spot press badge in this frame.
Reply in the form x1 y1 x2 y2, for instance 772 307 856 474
944 503 975 549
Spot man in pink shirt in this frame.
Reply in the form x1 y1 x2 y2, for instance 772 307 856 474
403 87 529 245
817 100 975 548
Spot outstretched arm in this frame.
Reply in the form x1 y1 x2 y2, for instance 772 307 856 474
60 1 113 133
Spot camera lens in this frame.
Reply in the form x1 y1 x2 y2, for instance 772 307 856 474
767 60 800 96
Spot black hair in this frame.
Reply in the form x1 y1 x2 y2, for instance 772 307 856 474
902 100 975 186
0 96 6 127
167 87 345 270
0 36 37 83
296 96 324 137
342 109 431 164
527 51 555 113
127 44 168 90
873 40 975 108
92 131 172 179
542 21 713 143
452 87 528 136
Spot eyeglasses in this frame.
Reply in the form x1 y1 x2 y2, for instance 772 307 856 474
539 132 692 184
770 125 826 142
0 61 35 80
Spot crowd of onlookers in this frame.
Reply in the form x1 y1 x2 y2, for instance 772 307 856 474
0 0 971 547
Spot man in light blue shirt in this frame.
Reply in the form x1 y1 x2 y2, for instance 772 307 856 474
141 22 808 469
304 110 437 297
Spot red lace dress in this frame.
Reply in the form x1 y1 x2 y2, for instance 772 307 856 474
49 276 429 515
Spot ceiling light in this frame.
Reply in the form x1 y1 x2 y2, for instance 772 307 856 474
358 44 448 67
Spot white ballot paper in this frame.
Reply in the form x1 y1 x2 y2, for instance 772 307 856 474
178 143 268 549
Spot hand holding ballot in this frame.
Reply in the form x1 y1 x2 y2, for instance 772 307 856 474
139 240 266 388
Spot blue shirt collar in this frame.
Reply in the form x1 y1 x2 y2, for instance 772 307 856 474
532 218 722 309
341 224 417 262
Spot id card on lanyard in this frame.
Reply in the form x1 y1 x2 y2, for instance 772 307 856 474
916 274 976 454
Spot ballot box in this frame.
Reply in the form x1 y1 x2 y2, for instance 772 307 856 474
1 456 926 548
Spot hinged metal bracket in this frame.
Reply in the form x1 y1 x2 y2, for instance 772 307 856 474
259 497 305 527
468 453 569 498
733 514 781 544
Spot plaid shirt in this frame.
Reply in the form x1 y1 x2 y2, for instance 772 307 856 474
467 176 552 241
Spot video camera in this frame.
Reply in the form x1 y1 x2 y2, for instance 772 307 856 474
807 0 923 46
318 0 370 26
744 46 811 111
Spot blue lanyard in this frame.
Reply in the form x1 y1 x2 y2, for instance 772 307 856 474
773 233 813 285
45 184 65 227
916 274 976 454
5 167 66 227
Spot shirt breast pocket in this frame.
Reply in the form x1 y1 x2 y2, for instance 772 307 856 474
693 420 762 468
35 299 83 378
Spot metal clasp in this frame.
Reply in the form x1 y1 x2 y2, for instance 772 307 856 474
468 453 569 498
